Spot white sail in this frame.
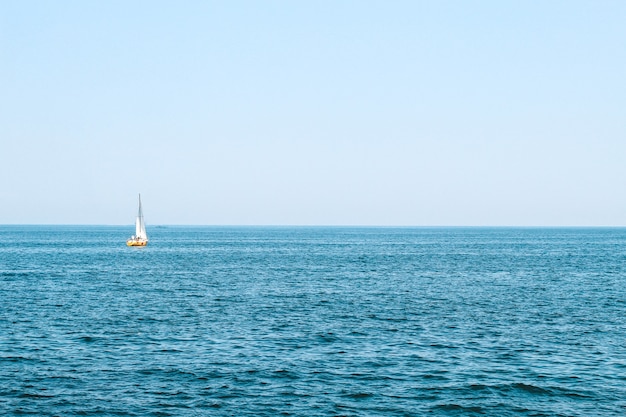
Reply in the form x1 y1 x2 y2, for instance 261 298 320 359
138 218 147 240
135 194 147 240
135 216 142 237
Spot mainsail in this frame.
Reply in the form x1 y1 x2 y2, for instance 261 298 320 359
135 194 147 240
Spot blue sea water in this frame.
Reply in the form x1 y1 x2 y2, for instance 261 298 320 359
1 226 625 416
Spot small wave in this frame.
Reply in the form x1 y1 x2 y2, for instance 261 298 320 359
19 392 55 399
0 271 33 278
156 401 192 409
272 369 298 380
342 392 374 399
510 382 551 395
457 382 552 396
316 332 339 343
429 343 459 349
433 403 484 413
2 356 37 363
422 373 449 381
77 336 100 343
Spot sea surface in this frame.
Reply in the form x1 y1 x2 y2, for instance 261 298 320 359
1 226 625 416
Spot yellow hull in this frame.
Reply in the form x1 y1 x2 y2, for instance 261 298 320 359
126 239 148 247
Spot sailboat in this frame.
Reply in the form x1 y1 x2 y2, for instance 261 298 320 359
126 194 148 246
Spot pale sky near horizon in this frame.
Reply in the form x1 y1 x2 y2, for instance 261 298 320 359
1 1 625 226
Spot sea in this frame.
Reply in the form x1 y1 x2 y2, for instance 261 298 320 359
1 226 625 416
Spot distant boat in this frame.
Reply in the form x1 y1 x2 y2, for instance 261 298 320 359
127 194 148 247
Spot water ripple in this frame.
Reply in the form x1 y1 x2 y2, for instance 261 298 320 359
1 226 625 416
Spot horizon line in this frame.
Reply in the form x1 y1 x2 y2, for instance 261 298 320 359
1 224 625 228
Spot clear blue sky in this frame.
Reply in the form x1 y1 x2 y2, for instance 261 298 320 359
1 1 625 225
